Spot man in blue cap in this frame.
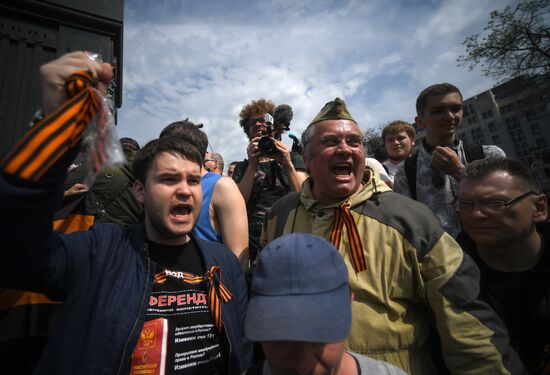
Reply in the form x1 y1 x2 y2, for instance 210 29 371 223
245 233 406 375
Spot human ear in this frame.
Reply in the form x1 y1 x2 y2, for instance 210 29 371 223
533 194 548 222
415 116 425 129
133 180 146 204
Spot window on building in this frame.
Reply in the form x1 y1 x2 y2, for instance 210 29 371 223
467 115 478 125
463 106 470 117
531 123 542 136
471 127 484 141
525 110 537 122
536 138 547 148
500 103 514 115
506 116 521 130
515 142 530 156
487 109 494 118
487 122 497 132
510 129 526 143
468 104 476 114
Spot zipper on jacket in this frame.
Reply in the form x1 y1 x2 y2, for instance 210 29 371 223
116 244 154 374
223 324 232 374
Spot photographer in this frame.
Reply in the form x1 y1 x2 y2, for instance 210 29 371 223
232 99 307 264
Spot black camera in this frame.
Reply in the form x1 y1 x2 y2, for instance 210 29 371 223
258 124 278 155
256 105 294 156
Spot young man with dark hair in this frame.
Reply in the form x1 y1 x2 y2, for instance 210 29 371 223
457 158 550 372
232 98 307 264
0 52 250 374
393 83 505 237
381 120 416 182
160 120 249 267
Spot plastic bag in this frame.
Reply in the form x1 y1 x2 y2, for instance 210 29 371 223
81 52 125 186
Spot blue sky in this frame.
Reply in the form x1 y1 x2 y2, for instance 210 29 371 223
117 0 517 171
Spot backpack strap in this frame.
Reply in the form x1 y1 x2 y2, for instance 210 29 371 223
404 152 419 200
273 192 301 239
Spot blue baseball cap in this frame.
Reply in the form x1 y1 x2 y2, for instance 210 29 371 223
245 233 351 343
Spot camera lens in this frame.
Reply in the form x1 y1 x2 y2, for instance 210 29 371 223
258 136 277 155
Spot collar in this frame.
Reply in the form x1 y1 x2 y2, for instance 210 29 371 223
422 138 460 153
300 168 391 212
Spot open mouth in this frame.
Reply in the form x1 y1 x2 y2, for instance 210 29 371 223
171 204 192 218
331 163 352 176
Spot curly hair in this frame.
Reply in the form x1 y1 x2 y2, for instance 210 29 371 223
238 98 275 136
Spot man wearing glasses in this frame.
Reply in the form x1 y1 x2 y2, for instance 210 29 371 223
232 99 307 265
457 157 549 373
204 152 224 175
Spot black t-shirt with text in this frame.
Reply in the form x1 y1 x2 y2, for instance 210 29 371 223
130 239 224 375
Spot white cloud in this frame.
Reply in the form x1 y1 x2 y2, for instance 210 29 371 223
117 0 516 168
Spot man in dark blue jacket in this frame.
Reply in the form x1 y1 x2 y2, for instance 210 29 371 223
0 51 250 374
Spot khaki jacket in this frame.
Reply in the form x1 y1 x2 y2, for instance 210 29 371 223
261 169 525 375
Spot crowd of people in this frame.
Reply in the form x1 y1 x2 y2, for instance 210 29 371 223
0 51 549 375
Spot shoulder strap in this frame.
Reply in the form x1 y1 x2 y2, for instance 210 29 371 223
464 143 485 163
404 152 419 200
274 192 301 239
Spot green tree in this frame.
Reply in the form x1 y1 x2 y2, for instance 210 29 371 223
363 127 386 161
458 0 550 81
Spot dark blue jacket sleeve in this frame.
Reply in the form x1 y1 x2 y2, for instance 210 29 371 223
0 148 94 300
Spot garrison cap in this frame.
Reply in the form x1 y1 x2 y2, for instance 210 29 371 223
309 97 357 126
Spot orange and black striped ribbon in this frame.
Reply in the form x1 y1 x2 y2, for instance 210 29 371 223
329 202 367 273
183 266 232 332
1 70 100 182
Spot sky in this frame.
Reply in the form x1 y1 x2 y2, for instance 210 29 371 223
117 0 518 172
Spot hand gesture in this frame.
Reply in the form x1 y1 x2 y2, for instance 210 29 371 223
40 51 114 115
64 183 89 197
431 146 465 180
246 137 262 168
272 139 293 169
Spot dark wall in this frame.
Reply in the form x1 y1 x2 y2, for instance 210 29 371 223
0 0 123 152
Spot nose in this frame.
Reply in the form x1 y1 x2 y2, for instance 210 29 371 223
443 108 456 120
286 350 316 375
175 182 191 197
335 139 355 153
468 204 489 219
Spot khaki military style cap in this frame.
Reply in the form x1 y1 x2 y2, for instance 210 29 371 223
309 97 357 126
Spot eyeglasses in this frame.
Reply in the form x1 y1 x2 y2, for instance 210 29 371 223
204 159 217 163
249 114 274 126
319 136 364 149
458 191 538 214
